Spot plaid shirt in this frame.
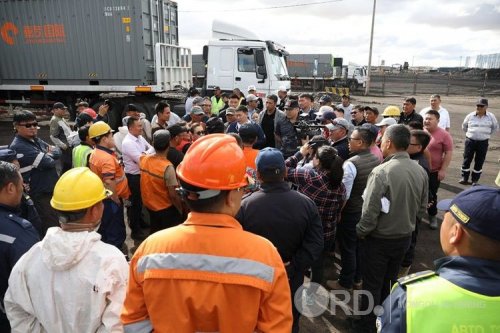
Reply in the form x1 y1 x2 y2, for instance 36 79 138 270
285 152 346 240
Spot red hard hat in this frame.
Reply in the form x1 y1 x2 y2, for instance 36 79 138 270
177 134 248 190
81 108 97 119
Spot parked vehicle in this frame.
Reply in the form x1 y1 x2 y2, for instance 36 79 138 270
199 20 291 98
0 1 290 127
0 0 192 127
286 54 367 91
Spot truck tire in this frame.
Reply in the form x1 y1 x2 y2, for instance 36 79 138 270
348 80 358 91
172 103 186 117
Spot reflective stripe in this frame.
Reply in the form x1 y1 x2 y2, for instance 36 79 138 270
138 253 275 284
19 165 33 174
0 234 16 244
140 168 163 180
19 152 45 174
124 319 153 333
472 169 482 173
461 168 470 172
32 152 45 168
116 174 126 183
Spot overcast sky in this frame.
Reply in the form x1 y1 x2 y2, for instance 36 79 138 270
177 0 500 68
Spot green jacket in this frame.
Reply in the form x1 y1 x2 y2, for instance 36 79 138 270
356 151 428 239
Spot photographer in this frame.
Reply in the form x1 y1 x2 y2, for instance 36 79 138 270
275 100 302 158
297 135 330 170
285 144 346 285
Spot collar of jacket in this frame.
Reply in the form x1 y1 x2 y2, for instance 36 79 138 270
183 212 243 230
382 151 409 163
96 145 115 154
15 134 37 144
348 148 371 158
0 203 20 214
260 181 290 193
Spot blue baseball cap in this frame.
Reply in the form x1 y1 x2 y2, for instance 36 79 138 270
437 186 500 241
256 148 285 174
0 148 19 163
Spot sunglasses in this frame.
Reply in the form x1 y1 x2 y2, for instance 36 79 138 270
201 104 211 107
18 122 38 128
195 131 205 135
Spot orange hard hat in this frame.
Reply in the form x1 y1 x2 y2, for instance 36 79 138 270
177 134 248 190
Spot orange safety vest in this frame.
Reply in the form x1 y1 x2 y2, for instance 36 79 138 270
139 154 172 211
121 212 293 333
243 146 259 170
89 146 130 199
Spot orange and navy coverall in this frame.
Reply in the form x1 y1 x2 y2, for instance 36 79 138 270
121 212 293 333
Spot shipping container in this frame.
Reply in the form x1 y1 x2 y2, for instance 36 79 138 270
0 0 183 87
286 54 334 78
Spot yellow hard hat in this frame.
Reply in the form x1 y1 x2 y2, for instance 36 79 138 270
382 105 401 117
51 167 112 211
88 121 112 139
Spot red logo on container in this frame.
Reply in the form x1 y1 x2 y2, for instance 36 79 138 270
0 22 66 45
1 22 19 45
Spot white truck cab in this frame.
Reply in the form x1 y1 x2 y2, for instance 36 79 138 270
203 21 290 97
345 64 367 88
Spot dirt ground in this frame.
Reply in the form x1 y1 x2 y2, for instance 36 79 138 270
0 94 498 333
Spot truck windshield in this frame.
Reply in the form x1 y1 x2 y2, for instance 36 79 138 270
269 52 289 79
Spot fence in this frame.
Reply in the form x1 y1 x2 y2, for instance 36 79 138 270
368 72 500 97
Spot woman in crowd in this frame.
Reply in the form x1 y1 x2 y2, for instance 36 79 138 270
285 143 346 285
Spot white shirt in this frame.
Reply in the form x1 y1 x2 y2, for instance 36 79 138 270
342 160 357 200
121 132 154 174
5 227 129 333
151 112 182 127
420 106 450 129
337 103 353 122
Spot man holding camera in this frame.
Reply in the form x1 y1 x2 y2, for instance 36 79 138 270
275 100 302 158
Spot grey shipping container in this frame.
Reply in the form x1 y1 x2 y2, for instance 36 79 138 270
287 54 334 78
0 0 180 86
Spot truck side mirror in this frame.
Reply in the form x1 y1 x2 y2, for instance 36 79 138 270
202 46 208 63
257 66 267 77
255 50 265 67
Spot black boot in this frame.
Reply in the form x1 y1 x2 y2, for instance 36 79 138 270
459 170 470 185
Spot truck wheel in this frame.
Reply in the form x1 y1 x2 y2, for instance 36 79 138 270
349 80 359 91
172 103 186 117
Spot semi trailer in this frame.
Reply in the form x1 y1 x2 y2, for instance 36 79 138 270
0 0 290 127
193 53 366 93
286 54 367 92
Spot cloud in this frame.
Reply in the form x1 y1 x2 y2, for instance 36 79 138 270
177 0 500 67
409 2 500 31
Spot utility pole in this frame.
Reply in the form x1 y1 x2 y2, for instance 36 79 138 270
364 0 377 96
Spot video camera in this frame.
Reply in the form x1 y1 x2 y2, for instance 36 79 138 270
293 118 325 140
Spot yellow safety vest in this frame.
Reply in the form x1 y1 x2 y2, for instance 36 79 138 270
406 275 500 332
72 144 93 168
211 96 225 116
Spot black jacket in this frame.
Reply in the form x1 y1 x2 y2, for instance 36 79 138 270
236 182 324 272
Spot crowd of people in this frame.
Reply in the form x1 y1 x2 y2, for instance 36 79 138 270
0 85 499 332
